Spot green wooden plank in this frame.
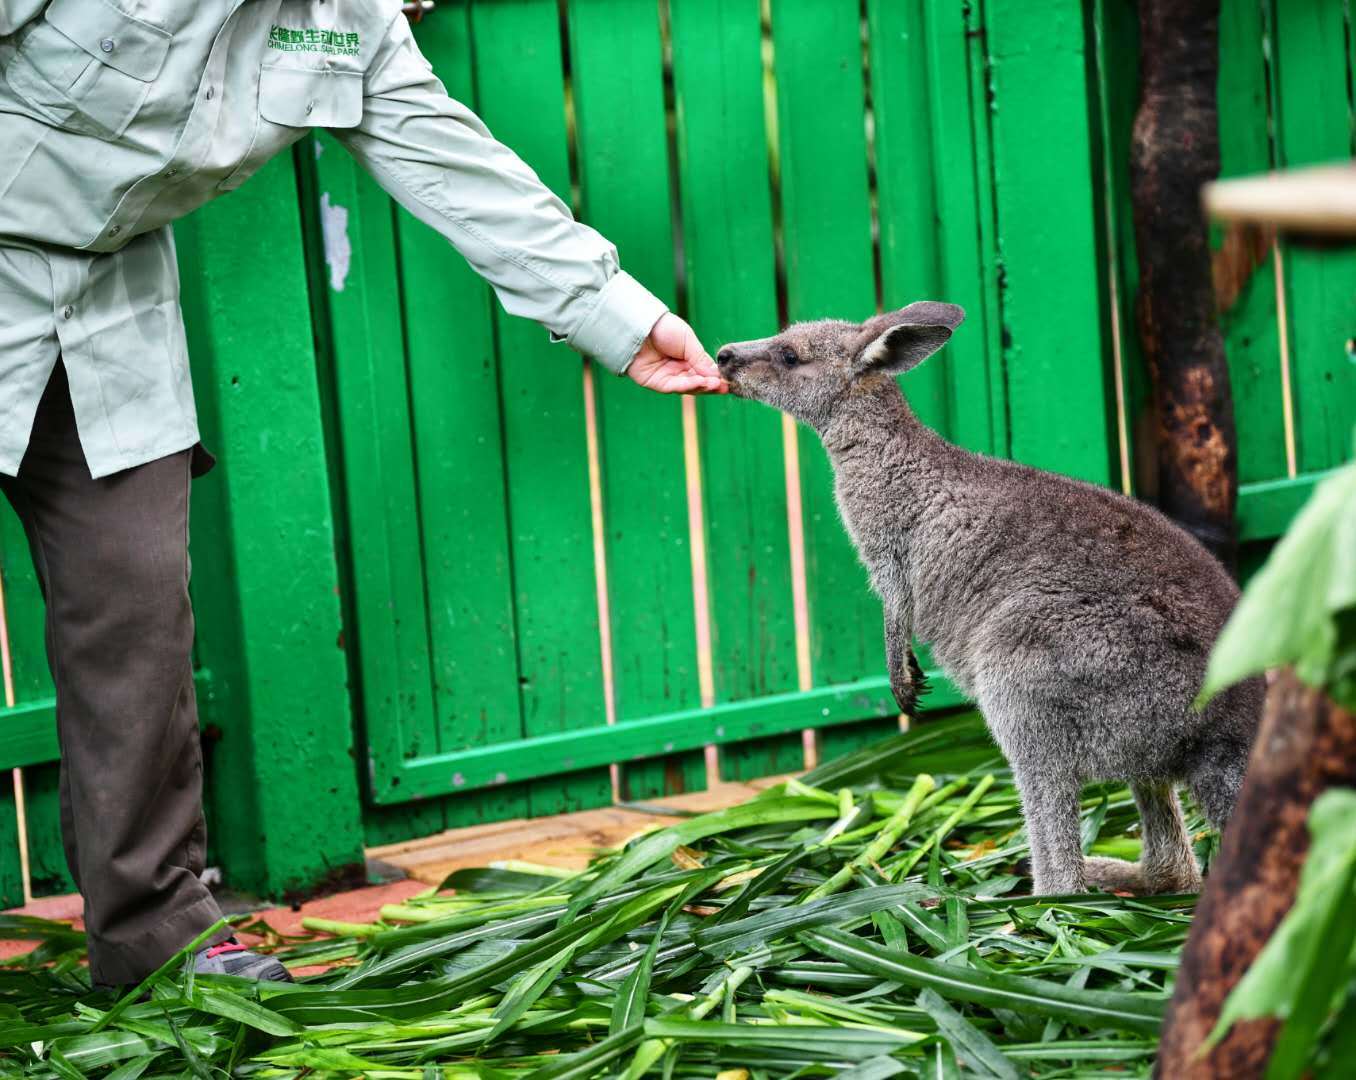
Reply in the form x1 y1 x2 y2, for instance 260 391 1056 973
771 0 892 760
391 671 967 799
670 0 801 781
1088 0 1146 496
1215 0 1288 488
0 675 213 773
0 505 40 900
985 0 1116 485
389 8 528 832
470 0 612 817
1237 469 1335 543
1270 0 1356 474
851 0 976 748
0 499 71 897
567 0 705 800
176 154 365 896
19 765 71 897
922 0 1001 454
0 699 56 772
0 769 20 907
301 133 444 842
962 0 1009 462
870 0 947 433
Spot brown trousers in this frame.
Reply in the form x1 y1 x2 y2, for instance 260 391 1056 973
1 366 229 985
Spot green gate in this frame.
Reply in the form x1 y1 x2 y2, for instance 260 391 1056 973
0 0 1351 901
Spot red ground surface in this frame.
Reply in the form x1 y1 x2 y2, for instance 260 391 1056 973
0 878 429 974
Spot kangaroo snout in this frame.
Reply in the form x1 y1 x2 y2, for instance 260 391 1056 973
715 344 748 370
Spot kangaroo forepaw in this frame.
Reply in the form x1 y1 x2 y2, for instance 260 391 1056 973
891 649 931 716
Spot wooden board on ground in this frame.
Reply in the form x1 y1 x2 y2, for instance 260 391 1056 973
368 776 789 885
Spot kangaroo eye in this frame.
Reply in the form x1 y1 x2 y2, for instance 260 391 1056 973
778 345 800 368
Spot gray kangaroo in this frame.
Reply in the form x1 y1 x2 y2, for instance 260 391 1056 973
715 302 1263 895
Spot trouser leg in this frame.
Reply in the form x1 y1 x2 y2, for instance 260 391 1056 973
0 365 229 985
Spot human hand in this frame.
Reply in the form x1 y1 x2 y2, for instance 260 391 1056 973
626 313 727 394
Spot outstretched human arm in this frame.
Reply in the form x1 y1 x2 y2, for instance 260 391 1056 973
334 12 722 393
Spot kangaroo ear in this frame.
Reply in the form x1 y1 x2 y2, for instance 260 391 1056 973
853 302 966 375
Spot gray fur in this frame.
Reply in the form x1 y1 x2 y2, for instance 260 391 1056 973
715 303 1263 895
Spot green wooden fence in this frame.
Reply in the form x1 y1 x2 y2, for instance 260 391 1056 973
0 0 1351 903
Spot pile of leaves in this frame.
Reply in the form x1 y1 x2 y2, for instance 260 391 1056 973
0 712 1207 1078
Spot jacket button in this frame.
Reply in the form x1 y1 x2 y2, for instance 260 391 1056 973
206 86 214 100
100 37 115 52
62 305 73 320
305 101 315 114
109 225 122 237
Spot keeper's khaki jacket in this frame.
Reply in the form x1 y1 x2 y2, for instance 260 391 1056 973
0 0 665 477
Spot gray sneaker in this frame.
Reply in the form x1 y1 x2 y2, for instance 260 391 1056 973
191 939 293 982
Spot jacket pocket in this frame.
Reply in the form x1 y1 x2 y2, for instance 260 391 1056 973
216 67 363 193
258 66 363 129
3 0 169 139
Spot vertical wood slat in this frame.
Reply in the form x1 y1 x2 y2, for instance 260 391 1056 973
1215 0 1288 490
1269 0 1356 475
395 10 527 831
469 0 612 816
985 0 1116 487
871 0 948 435
175 153 367 896
923 0 1002 456
669 0 800 782
0 523 34 905
771 0 893 760
1089 0 1150 497
0 771 20 907
862 0 957 713
1084 0 1139 493
567 0 706 800
303 133 445 841
0 509 69 899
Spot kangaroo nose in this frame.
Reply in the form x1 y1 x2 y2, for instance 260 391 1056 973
716 346 737 366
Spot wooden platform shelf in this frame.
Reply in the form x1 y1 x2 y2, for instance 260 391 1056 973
368 777 789 885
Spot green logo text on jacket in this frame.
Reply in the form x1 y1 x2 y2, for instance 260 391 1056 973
267 24 360 56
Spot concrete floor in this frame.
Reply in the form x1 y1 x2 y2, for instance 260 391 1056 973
1 776 784 967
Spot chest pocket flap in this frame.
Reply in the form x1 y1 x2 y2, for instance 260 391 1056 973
44 0 170 82
259 67 363 129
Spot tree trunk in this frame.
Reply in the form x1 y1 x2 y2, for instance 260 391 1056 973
1155 671 1356 1076
1130 0 1239 568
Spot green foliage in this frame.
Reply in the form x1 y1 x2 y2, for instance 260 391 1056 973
0 713 1201 1077
1208 789 1356 1079
1198 454 1356 710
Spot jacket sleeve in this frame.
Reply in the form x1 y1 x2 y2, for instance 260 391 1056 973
0 1 47 36
333 12 667 374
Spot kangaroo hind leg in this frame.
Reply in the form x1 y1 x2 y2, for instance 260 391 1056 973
1084 781 1200 895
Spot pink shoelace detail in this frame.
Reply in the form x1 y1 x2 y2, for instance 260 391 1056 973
205 941 249 959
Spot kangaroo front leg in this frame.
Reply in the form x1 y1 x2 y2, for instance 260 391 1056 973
884 600 925 715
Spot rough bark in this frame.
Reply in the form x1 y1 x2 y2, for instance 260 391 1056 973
1155 671 1356 1076
1130 0 1239 568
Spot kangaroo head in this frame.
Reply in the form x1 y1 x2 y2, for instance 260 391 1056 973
715 302 965 428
